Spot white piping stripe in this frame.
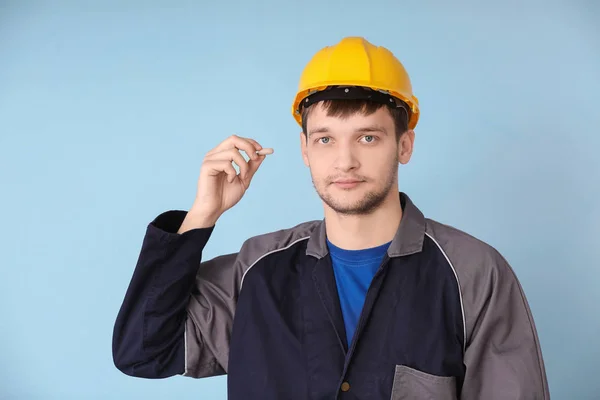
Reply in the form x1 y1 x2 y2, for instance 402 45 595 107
425 232 467 352
182 236 310 377
240 236 311 290
230 233 466 356
183 322 188 375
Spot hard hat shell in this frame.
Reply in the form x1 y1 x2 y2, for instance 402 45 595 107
292 37 420 130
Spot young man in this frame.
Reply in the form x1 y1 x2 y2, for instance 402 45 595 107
113 37 550 399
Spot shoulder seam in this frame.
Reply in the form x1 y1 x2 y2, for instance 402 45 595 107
239 236 311 290
424 231 467 353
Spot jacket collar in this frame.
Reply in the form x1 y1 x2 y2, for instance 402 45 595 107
306 192 425 259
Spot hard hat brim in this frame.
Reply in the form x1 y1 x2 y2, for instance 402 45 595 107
292 85 419 129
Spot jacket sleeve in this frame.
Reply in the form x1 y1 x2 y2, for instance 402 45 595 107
112 210 240 379
459 248 550 399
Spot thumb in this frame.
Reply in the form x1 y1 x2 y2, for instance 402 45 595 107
242 155 266 187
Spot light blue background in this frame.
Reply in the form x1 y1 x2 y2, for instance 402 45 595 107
1 1 598 399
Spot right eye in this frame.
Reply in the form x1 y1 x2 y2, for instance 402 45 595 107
318 137 330 144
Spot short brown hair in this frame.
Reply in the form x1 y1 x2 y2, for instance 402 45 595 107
301 99 410 141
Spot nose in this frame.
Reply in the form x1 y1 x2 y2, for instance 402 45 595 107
333 143 360 172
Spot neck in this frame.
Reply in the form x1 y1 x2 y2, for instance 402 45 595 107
324 190 403 250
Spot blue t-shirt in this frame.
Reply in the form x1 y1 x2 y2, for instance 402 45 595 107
327 238 391 347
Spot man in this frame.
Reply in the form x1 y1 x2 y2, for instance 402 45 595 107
113 37 550 399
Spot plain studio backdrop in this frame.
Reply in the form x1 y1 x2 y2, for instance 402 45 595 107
0 1 598 399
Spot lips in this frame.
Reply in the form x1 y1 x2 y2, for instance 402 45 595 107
331 178 364 189
331 176 364 183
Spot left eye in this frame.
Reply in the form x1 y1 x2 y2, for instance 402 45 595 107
362 135 375 143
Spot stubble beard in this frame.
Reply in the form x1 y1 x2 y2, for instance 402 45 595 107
312 157 399 216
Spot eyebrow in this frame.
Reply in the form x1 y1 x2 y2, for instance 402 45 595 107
356 125 388 135
308 125 388 136
307 127 330 136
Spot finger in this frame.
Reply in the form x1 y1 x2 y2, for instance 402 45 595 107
208 135 262 160
204 160 237 183
231 135 263 151
206 148 250 179
234 136 263 161
241 153 266 186
244 138 263 151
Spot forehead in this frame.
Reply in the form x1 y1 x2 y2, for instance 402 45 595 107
305 102 394 134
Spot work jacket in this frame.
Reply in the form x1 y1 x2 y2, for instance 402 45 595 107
112 192 549 399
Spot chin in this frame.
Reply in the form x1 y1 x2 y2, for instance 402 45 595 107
327 200 379 216
327 187 365 203
320 189 388 215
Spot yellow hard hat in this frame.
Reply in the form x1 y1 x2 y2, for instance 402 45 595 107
292 37 420 130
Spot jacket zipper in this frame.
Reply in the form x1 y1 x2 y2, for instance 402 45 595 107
336 254 391 394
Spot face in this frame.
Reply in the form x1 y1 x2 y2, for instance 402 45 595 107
300 103 414 215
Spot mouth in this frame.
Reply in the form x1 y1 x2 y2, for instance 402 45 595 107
331 179 364 189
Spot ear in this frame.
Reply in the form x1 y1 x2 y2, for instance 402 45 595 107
398 129 415 165
300 131 310 167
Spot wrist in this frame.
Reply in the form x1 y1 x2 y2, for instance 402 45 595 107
178 206 220 233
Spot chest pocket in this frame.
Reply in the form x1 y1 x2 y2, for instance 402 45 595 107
390 365 458 400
